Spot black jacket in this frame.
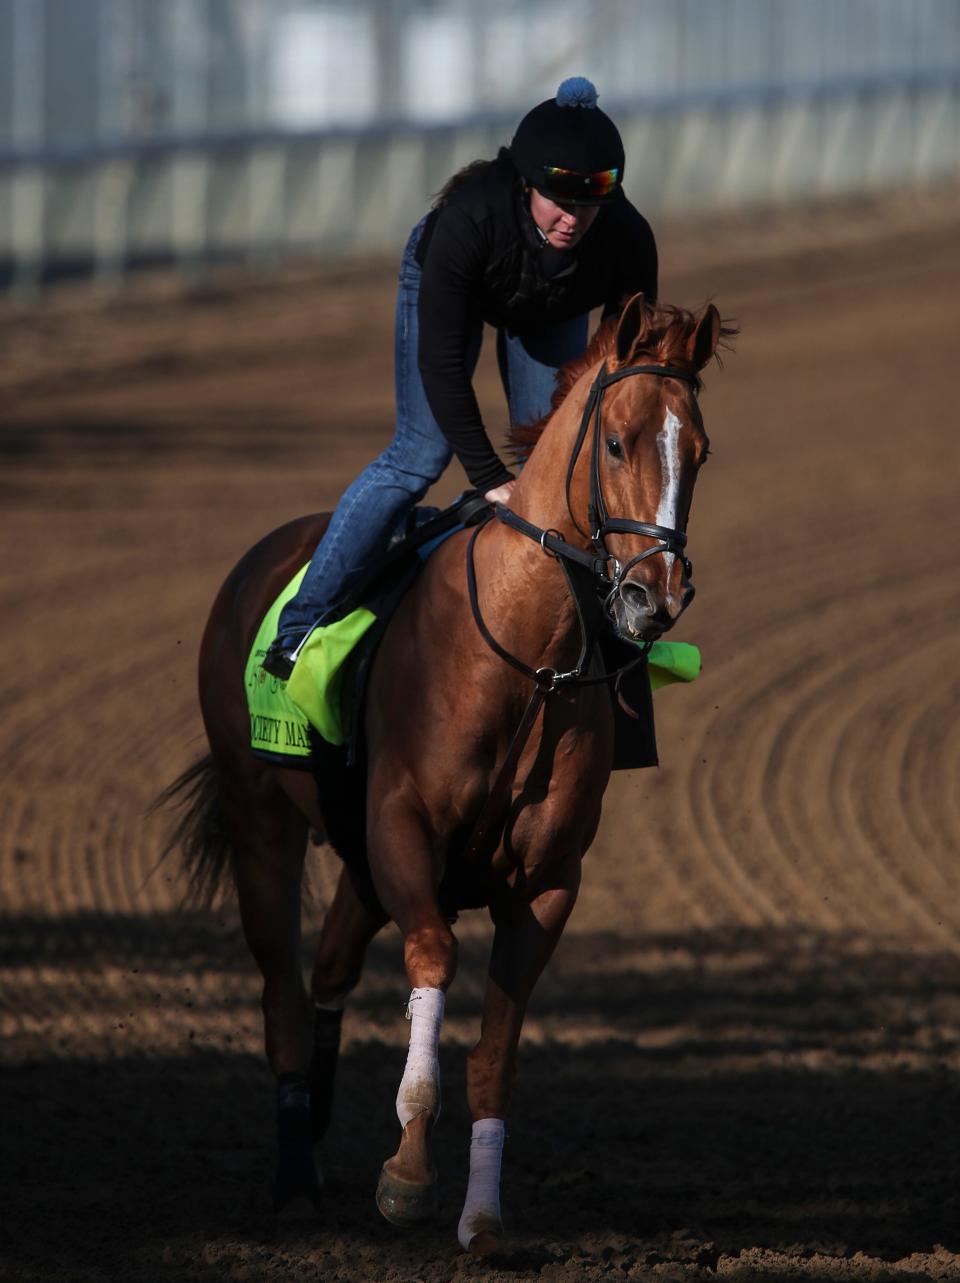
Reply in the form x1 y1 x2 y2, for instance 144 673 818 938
414 149 658 492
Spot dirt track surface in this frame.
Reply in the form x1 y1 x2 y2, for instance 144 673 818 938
2 188 960 1282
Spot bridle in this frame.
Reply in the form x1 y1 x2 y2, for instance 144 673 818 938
571 359 697 608
461 357 701 863
475 356 701 669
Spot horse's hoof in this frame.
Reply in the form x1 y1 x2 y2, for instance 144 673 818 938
459 1212 505 1256
274 1102 323 1215
375 1162 438 1226
273 1172 322 1217
275 1187 322 1219
273 1163 322 1217
467 1229 505 1257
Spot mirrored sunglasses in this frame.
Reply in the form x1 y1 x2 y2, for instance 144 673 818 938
540 165 621 200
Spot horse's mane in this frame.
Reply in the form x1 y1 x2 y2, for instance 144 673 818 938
509 300 733 463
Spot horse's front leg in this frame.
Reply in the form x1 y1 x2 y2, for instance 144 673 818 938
366 788 458 1226
459 852 582 1255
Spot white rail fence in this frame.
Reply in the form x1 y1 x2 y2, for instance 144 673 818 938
1 0 959 292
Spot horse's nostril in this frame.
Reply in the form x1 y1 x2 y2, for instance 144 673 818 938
621 581 652 615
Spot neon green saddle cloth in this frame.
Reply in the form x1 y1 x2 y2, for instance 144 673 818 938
245 566 702 762
245 567 376 759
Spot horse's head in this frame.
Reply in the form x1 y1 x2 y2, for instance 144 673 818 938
587 295 722 643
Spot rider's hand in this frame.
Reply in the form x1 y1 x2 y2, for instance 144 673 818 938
484 480 516 507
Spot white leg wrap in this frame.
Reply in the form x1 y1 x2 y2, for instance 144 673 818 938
396 986 444 1128
457 1118 505 1250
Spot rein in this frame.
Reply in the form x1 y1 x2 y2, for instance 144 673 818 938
462 358 698 865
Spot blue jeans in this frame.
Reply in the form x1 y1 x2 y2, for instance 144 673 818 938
275 216 589 644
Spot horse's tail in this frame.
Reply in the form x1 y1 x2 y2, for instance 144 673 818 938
150 754 235 906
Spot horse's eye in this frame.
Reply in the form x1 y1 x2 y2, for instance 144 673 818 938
606 437 623 460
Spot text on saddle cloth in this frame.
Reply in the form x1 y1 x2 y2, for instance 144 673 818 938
245 564 377 760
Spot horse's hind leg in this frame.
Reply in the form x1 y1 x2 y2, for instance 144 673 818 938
222 770 320 1213
308 866 388 1142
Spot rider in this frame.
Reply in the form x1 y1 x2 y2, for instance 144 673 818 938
264 76 658 680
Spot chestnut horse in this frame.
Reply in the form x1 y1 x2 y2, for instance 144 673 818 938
159 295 724 1253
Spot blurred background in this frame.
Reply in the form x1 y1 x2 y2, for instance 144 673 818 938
3 8 960 1279
1 0 959 288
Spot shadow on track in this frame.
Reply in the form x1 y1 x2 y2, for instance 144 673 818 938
2 918 958 1280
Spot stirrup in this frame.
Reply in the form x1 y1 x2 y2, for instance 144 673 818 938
262 639 297 681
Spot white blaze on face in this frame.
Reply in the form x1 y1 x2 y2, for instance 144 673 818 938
656 407 683 569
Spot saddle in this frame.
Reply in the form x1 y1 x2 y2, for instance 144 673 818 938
244 493 490 766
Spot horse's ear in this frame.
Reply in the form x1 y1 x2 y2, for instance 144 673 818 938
688 303 721 371
613 293 649 367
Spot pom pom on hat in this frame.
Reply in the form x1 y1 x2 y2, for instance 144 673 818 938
556 77 598 108
509 76 624 204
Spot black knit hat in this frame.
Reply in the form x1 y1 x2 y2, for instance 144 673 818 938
510 77 624 205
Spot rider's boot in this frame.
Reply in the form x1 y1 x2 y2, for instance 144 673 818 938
262 636 300 681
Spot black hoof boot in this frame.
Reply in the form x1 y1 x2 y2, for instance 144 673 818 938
273 1074 322 1215
309 1007 343 1143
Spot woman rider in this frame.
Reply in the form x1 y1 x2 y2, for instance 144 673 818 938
263 76 658 680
